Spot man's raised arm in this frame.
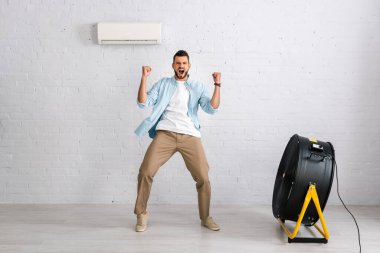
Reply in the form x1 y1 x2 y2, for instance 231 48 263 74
137 66 151 103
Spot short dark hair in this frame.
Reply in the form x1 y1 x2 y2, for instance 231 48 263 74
173 50 190 63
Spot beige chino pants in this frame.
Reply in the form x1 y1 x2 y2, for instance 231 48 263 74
134 130 211 220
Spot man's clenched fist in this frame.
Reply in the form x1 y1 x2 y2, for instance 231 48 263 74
212 72 221 84
142 66 152 78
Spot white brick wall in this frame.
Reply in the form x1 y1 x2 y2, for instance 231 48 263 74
0 0 379 205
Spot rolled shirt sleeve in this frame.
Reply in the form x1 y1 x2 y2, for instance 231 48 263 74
199 85 218 114
137 81 160 109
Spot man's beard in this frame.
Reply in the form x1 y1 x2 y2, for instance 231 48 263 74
174 70 188 80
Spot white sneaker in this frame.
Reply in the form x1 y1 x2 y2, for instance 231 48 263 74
135 212 148 232
201 216 220 231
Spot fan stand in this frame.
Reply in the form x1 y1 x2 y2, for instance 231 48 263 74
277 184 330 243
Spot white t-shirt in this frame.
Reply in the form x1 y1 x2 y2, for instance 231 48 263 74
156 81 201 138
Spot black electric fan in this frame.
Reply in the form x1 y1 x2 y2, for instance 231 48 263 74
272 134 335 232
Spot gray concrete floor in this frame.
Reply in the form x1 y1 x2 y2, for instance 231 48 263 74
0 204 377 253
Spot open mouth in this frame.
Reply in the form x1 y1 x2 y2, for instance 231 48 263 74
178 69 185 75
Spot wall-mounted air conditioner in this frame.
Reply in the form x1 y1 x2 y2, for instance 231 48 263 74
97 22 161 45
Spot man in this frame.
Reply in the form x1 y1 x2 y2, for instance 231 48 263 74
134 50 221 232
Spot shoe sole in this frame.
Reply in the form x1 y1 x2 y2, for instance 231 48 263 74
135 226 147 232
201 224 220 231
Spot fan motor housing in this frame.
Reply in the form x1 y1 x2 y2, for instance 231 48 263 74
272 134 335 226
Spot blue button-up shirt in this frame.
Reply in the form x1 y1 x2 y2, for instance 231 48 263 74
135 76 218 138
